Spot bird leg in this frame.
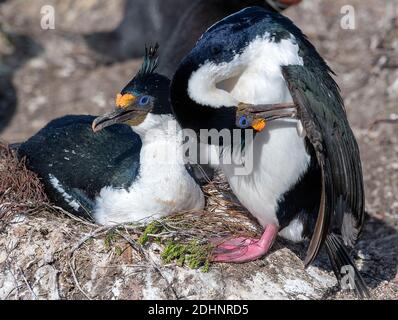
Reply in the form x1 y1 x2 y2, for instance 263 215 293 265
211 224 279 263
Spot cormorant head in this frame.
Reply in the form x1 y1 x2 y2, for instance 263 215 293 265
92 44 172 134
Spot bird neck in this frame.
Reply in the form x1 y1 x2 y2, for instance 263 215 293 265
133 114 182 143
171 62 237 134
134 115 187 170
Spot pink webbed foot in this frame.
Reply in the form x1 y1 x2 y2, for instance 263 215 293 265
211 224 279 263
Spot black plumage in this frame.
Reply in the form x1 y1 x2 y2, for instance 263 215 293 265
18 115 141 218
282 65 367 296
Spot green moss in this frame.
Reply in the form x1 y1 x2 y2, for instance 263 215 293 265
104 229 117 250
115 246 123 256
137 219 214 272
161 242 186 263
161 240 212 272
138 221 163 245
201 260 210 273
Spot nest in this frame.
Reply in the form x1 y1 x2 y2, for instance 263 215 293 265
0 142 49 229
0 140 261 279
60 175 262 278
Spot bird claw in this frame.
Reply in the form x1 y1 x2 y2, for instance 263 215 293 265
210 225 279 263
210 236 266 263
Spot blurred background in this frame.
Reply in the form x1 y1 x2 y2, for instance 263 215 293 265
0 0 397 297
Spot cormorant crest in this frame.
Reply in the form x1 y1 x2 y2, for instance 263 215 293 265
138 44 160 77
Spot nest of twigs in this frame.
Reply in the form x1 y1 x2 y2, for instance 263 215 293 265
0 142 49 228
62 173 262 275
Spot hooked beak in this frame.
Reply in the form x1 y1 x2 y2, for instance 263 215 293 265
92 94 147 132
236 102 298 132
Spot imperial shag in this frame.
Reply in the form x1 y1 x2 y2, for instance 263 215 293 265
170 8 368 297
18 46 204 225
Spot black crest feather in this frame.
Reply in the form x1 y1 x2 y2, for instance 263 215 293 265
138 43 160 77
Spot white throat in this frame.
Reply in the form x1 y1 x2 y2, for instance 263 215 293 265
132 113 186 167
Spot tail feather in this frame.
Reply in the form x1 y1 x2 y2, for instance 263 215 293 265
325 233 370 299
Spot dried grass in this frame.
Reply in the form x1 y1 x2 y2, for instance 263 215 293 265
0 141 49 229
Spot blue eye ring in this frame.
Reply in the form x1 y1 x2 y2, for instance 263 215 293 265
139 96 150 106
239 116 250 128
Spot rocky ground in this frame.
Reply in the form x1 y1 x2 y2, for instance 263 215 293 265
0 0 397 300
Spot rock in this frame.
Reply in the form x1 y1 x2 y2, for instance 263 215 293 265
0 212 341 300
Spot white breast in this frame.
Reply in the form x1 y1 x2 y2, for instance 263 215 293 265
93 116 205 226
220 36 311 228
223 121 310 227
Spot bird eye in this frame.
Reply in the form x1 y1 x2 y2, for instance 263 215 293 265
139 96 150 106
239 116 250 128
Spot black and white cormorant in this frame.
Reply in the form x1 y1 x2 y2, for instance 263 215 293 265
170 8 368 296
18 46 204 225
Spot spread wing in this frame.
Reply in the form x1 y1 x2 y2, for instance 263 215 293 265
282 65 365 266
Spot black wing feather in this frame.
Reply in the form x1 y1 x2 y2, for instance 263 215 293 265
282 65 365 261
18 115 142 218
282 66 368 297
